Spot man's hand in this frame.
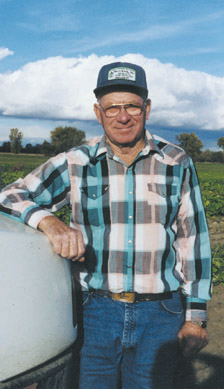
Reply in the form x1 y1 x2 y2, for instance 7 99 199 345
38 216 85 262
178 321 209 357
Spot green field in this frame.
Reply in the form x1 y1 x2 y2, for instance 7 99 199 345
0 153 47 173
0 153 48 188
195 162 224 218
196 162 224 181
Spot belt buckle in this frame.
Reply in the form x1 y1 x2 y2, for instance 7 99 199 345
112 292 135 303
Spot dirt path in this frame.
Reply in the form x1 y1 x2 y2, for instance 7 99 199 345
175 217 224 388
175 285 224 388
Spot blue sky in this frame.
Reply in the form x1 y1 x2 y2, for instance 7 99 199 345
0 0 224 150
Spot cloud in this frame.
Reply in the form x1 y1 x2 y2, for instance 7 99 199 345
49 11 224 54
0 53 224 130
0 47 14 61
67 24 183 54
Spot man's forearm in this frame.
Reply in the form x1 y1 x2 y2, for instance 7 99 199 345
38 215 61 233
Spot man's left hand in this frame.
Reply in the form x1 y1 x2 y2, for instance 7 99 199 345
178 321 209 357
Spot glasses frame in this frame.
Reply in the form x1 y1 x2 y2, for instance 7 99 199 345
99 102 146 118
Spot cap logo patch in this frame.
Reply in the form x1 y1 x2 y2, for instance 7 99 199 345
108 67 136 82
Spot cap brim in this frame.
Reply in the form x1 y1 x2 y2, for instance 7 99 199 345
94 84 148 99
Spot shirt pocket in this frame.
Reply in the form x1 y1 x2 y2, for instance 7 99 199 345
147 183 178 197
146 183 179 224
80 185 109 227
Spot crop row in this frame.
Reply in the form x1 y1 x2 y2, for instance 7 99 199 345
199 180 224 217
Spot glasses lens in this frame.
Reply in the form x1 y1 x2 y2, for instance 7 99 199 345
105 106 120 117
104 104 143 117
126 105 142 116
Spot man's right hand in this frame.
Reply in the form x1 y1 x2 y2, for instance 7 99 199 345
38 216 85 262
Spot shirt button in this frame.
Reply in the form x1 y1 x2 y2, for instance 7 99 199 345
92 194 96 198
129 215 133 219
128 240 132 244
129 191 133 194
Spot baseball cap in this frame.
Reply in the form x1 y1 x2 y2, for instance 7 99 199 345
94 62 148 99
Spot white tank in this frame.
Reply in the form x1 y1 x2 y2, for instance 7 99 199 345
0 213 77 381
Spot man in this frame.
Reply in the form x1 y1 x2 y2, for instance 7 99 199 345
0 62 211 388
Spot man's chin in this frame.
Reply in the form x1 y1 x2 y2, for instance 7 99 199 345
114 137 144 148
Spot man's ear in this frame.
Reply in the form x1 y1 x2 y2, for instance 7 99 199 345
145 99 151 120
94 103 102 125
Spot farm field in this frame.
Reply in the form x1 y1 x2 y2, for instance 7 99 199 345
195 162 224 218
0 153 48 188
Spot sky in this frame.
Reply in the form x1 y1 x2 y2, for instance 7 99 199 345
0 0 224 150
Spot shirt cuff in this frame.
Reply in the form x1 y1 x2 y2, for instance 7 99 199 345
185 296 207 322
22 206 53 229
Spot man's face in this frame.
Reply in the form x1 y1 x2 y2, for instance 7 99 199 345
94 91 151 148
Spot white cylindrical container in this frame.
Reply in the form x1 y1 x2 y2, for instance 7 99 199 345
0 213 77 381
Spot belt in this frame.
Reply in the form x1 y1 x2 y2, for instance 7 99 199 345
89 289 175 303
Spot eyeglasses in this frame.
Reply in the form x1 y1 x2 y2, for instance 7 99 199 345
99 103 146 118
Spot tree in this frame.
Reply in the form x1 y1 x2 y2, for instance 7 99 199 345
176 132 203 161
199 149 212 162
50 126 86 154
21 143 42 154
217 137 224 151
31 144 42 154
41 140 55 156
9 128 23 154
211 151 224 163
0 141 11 152
23 143 33 154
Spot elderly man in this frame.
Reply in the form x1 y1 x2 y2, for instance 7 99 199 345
0 62 211 388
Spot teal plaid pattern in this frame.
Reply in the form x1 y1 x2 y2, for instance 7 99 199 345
0 131 212 320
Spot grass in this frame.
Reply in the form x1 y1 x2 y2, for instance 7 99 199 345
195 162 224 180
0 153 48 172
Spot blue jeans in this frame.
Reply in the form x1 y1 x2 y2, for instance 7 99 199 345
79 292 183 389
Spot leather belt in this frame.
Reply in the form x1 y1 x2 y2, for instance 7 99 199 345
89 289 175 303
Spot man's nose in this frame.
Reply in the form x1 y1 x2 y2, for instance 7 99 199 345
117 107 130 122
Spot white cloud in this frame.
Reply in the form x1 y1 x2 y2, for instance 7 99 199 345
0 47 14 61
51 11 224 54
0 53 224 131
67 24 183 54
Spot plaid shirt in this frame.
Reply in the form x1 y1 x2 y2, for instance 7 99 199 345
0 131 212 321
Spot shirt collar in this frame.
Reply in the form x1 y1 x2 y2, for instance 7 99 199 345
93 130 163 161
142 131 164 158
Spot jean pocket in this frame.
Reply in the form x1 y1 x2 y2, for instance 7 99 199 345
82 292 91 307
160 292 183 315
